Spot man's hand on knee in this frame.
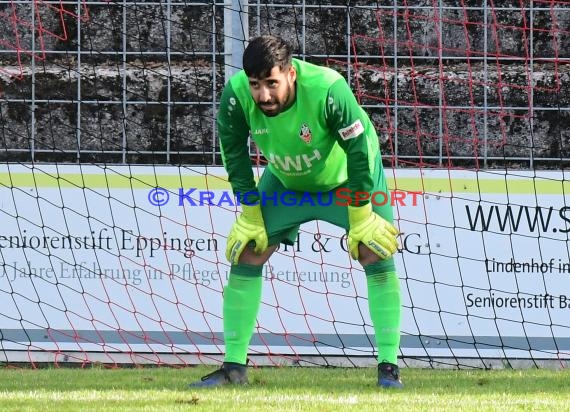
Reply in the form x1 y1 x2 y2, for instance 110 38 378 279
347 203 399 260
226 203 268 264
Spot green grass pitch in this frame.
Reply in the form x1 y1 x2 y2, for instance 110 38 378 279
1 365 569 411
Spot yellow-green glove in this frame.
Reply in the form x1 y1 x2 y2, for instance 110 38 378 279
225 203 268 264
347 203 399 260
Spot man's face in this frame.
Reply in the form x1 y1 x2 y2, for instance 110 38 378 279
248 65 296 117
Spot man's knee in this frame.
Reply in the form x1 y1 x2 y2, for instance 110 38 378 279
238 244 278 265
357 243 382 266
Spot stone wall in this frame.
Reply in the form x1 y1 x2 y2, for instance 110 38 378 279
1 2 569 167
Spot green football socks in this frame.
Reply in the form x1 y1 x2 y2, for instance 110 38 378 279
222 264 400 366
223 267 263 365
365 270 401 365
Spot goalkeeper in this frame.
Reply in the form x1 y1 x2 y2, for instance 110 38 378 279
189 35 403 389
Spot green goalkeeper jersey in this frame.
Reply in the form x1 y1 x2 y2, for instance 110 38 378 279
218 58 381 203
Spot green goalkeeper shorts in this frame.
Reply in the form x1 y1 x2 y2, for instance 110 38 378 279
257 156 394 248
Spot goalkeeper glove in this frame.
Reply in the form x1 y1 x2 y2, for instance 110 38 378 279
225 203 268 264
347 202 399 260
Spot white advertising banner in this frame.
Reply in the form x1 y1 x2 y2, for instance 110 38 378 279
0 164 569 360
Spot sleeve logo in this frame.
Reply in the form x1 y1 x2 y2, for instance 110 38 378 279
338 119 364 140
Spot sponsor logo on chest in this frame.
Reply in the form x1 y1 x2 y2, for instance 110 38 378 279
267 149 322 173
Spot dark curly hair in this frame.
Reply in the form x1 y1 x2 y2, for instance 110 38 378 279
243 35 293 79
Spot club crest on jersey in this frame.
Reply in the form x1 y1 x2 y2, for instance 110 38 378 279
299 122 312 144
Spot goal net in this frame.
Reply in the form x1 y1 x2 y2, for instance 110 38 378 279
0 0 569 369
